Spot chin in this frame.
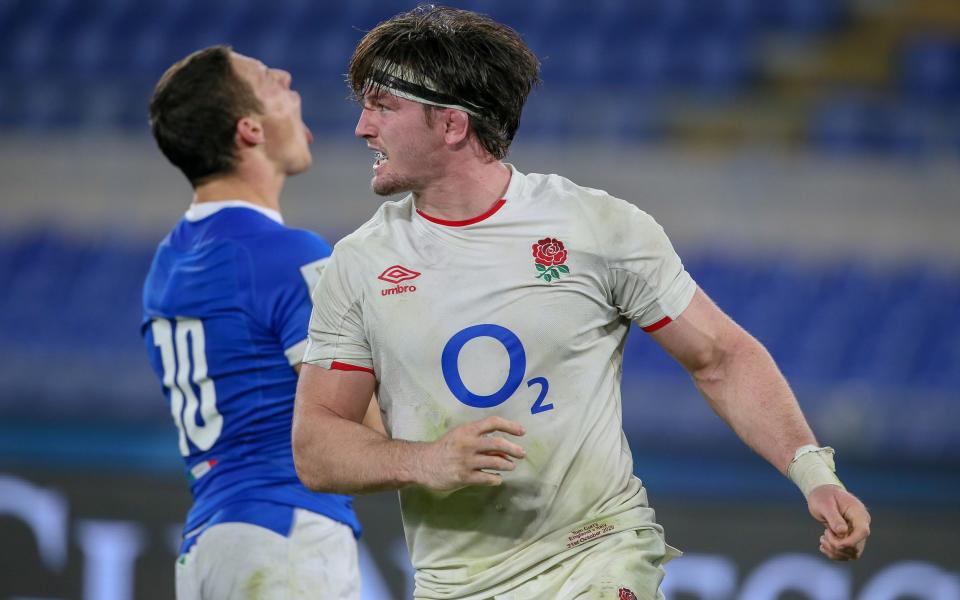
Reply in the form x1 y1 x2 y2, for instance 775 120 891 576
371 173 409 197
287 153 313 176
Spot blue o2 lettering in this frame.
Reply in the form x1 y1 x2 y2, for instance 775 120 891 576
441 324 553 414
527 377 553 414
441 325 525 408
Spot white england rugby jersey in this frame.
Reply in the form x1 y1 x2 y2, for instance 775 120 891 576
304 166 695 599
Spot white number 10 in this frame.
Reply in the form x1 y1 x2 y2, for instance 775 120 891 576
151 318 223 456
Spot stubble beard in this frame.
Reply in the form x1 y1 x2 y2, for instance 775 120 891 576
371 172 418 197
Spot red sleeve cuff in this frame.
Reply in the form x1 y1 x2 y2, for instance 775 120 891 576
641 316 672 333
330 361 375 375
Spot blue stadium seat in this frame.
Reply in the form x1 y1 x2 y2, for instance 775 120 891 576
0 78 22 128
534 0 601 38
515 90 576 140
633 0 763 35
282 26 359 86
809 95 879 154
16 80 77 131
591 97 667 143
763 0 847 34
92 1 169 77
685 34 755 95
5 18 56 77
883 104 936 157
644 0 702 34
711 0 763 33
537 34 607 88
618 35 677 92
345 0 418 32
300 84 361 136
899 35 960 106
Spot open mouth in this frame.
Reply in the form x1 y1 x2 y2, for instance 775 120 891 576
373 150 388 169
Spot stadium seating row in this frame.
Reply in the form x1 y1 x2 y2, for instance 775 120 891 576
0 0 847 58
1 229 955 462
2 229 957 392
626 253 960 391
810 94 960 157
3 0 958 158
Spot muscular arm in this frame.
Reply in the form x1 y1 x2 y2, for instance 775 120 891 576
293 362 384 434
292 365 414 494
651 287 870 560
292 364 525 495
650 288 814 474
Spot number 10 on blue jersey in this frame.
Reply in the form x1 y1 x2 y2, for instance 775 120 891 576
151 318 223 455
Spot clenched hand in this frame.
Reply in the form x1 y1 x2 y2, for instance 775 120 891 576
416 416 526 492
808 484 871 561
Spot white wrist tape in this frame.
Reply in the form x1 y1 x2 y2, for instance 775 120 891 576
787 445 845 498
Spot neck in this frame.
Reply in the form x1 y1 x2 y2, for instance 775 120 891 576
413 160 511 221
193 159 285 212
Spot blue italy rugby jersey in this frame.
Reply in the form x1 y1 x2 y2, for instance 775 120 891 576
142 201 359 541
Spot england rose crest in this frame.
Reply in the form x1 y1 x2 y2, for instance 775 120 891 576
532 237 569 282
618 588 638 600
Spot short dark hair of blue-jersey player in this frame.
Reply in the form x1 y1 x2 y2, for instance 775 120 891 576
142 45 382 600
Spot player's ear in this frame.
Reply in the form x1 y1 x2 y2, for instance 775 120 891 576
442 109 470 146
237 116 265 147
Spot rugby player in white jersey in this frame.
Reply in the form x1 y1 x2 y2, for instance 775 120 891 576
292 7 871 599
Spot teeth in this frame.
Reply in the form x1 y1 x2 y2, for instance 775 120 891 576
374 151 387 160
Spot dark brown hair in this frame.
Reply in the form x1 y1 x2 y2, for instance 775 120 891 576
348 5 541 159
148 45 263 186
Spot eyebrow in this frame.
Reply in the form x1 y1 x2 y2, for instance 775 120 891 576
365 89 397 105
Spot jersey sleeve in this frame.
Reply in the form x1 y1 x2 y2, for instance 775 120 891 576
254 229 333 366
604 200 696 331
302 246 374 374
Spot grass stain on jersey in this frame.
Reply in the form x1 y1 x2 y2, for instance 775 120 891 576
522 439 549 474
416 400 452 443
243 568 269 599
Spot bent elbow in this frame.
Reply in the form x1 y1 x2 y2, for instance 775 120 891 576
690 332 767 386
294 454 334 493
292 433 327 492
689 344 727 385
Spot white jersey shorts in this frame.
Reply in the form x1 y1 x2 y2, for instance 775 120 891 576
175 508 359 600
484 528 679 600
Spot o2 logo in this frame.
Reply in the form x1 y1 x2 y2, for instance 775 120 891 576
441 324 553 414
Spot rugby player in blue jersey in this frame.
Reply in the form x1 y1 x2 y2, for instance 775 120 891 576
142 45 381 599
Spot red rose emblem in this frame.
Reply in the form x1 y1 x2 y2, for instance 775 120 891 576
532 237 567 266
618 588 638 600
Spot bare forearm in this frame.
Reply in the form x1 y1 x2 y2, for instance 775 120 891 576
654 291 870 560
692 335 816 474
293 408 426 494
293 364 528 494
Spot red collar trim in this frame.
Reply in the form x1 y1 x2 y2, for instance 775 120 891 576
416 199 506 227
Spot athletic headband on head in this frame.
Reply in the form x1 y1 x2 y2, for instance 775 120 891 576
366 61 487 119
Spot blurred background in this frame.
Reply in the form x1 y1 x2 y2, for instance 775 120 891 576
1 0 958 598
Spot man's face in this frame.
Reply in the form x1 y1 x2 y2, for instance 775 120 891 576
354 89 447 196
231 52 313 175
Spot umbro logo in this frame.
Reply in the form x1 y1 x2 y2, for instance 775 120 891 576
378 264 420 297
378 265 421 284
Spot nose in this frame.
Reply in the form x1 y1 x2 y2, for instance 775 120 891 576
354 108 375 139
